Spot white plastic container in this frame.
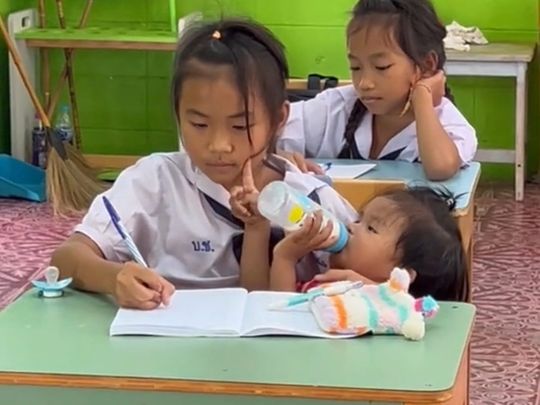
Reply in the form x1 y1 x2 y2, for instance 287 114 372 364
257 181 349 253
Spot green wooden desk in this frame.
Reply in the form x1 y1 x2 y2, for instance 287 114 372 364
0 290 475 404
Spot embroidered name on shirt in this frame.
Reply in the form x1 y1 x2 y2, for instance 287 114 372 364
192 240 214 252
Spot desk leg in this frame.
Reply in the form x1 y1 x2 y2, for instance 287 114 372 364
515 63 528 202
456 208 475 302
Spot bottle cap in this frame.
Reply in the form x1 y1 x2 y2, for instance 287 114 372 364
325 222 349 253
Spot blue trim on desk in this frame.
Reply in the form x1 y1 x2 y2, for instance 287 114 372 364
317 160 481 212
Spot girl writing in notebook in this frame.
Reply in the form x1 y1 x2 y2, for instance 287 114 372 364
278 0 477 180
50 19 358 310
270 187 467 301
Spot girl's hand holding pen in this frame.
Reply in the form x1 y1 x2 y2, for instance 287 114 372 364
115 262 175 310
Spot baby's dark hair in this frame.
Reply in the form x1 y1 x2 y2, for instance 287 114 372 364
384 186 467 301
339 0 453 158
171 18 289 146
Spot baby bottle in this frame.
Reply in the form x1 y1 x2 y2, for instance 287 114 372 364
257 181 349 253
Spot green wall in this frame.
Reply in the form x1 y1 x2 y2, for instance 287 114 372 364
0 0 32 153
2 0 539 180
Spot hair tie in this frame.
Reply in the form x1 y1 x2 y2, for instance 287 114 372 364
446 197 455 210
212 30 222 40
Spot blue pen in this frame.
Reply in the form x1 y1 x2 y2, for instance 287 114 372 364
102 196 148 267
268 281 363 310
321 162 332 172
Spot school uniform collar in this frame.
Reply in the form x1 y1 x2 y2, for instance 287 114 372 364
355 113 416 160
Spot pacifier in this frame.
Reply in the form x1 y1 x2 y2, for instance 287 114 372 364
31 266 72 298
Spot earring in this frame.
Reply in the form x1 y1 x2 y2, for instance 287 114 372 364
399 86 413 117
399 82 433 117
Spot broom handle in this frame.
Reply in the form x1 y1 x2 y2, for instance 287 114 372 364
47 0 93 118
0 16 51 127
38 0 51 110
55 0 83 149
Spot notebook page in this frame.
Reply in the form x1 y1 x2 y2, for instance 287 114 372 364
110 288 248 337
321 163 376 179
240 291 350 339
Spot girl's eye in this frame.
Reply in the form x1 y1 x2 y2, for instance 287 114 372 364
232 124 255 131
350 66 361 71
190 122 207 129
367 225 378 234
375 64 393 71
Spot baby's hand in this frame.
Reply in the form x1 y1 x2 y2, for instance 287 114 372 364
115 262 174 310
413 70 446 107
274 211 335 262
230 159 267 228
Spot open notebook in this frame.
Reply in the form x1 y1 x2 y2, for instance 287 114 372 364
320 163 376 179
110 288 354 338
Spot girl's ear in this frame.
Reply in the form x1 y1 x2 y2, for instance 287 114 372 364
275 101 290 137
407 268 417 283
420 51 439 78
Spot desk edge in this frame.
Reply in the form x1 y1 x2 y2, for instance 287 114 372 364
0 371 457 402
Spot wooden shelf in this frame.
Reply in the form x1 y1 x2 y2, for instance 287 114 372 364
16 27 178 51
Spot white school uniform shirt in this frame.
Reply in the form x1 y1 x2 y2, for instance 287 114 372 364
74 152 358 289
278 85 477 164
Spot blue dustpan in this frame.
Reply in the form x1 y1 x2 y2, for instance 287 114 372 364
0 154 46 202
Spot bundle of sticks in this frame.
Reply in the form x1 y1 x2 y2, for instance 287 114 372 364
0 0 104 214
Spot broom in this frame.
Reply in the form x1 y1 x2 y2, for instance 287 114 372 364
0 16 105 214
52 0 83 150
37 0 50 109
47 0 93 121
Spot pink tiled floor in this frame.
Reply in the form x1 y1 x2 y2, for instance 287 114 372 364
1 185 539 404
469 185 540 405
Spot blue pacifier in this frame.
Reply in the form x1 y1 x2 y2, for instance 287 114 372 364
31 266 72 298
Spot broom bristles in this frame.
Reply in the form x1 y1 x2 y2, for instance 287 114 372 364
47 147 106 215
65 142 99 176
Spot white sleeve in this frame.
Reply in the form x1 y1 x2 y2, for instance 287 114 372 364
316 184 360 225
439 99 478 165
277 86 358 158
74 157 162 262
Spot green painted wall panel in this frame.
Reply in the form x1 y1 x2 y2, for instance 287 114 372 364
274 26 349 78
220 0 353 26
147 77 175 132
72 50 148 77
43 0 149 26
1 0 539 180
147 51 173 77
148 129 179 151
76 76 148 130
433 0 538 31
82 129 148 155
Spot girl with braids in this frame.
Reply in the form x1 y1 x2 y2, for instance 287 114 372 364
51 19 358 310
278 0 477 180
